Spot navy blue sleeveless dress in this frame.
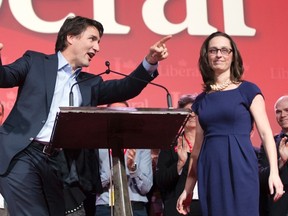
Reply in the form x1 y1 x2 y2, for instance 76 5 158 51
192 81 260 216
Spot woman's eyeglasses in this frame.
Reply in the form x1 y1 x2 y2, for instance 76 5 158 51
208 47 233 56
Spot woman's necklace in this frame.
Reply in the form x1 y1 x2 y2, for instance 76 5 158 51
210 79 232 91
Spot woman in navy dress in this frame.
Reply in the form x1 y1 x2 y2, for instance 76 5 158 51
176 31 284 216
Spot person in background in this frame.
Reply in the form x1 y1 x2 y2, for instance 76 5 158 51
0 15 171 215
258 95 288 216
156 94 202 216
176 31 283 216
95 101 153 216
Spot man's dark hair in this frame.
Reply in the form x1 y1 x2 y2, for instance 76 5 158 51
55 16 104 52
177 94 198 108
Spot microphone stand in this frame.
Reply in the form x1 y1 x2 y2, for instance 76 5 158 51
69 70 110 106
105 61 173 109
172 111 192 147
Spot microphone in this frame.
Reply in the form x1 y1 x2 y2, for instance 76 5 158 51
105 61 173 109
69 70 110 106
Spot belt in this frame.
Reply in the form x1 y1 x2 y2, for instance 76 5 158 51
30 140 60 156
131 201 146 210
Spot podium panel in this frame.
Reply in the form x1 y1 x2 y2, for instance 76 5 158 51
50 107 189 149
50 107 190 216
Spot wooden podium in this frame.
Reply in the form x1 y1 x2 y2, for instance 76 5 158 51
50 107 190 216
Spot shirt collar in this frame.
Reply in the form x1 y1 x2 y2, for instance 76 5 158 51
57 51 82 77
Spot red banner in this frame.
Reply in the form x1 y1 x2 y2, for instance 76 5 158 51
0 0 287 145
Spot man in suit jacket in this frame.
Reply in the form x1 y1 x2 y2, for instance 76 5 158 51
258 95 288 216
0 16 171 216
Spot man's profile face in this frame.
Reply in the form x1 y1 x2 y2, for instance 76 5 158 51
66 26 101 69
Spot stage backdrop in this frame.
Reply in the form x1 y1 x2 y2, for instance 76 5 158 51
0 0 287 146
